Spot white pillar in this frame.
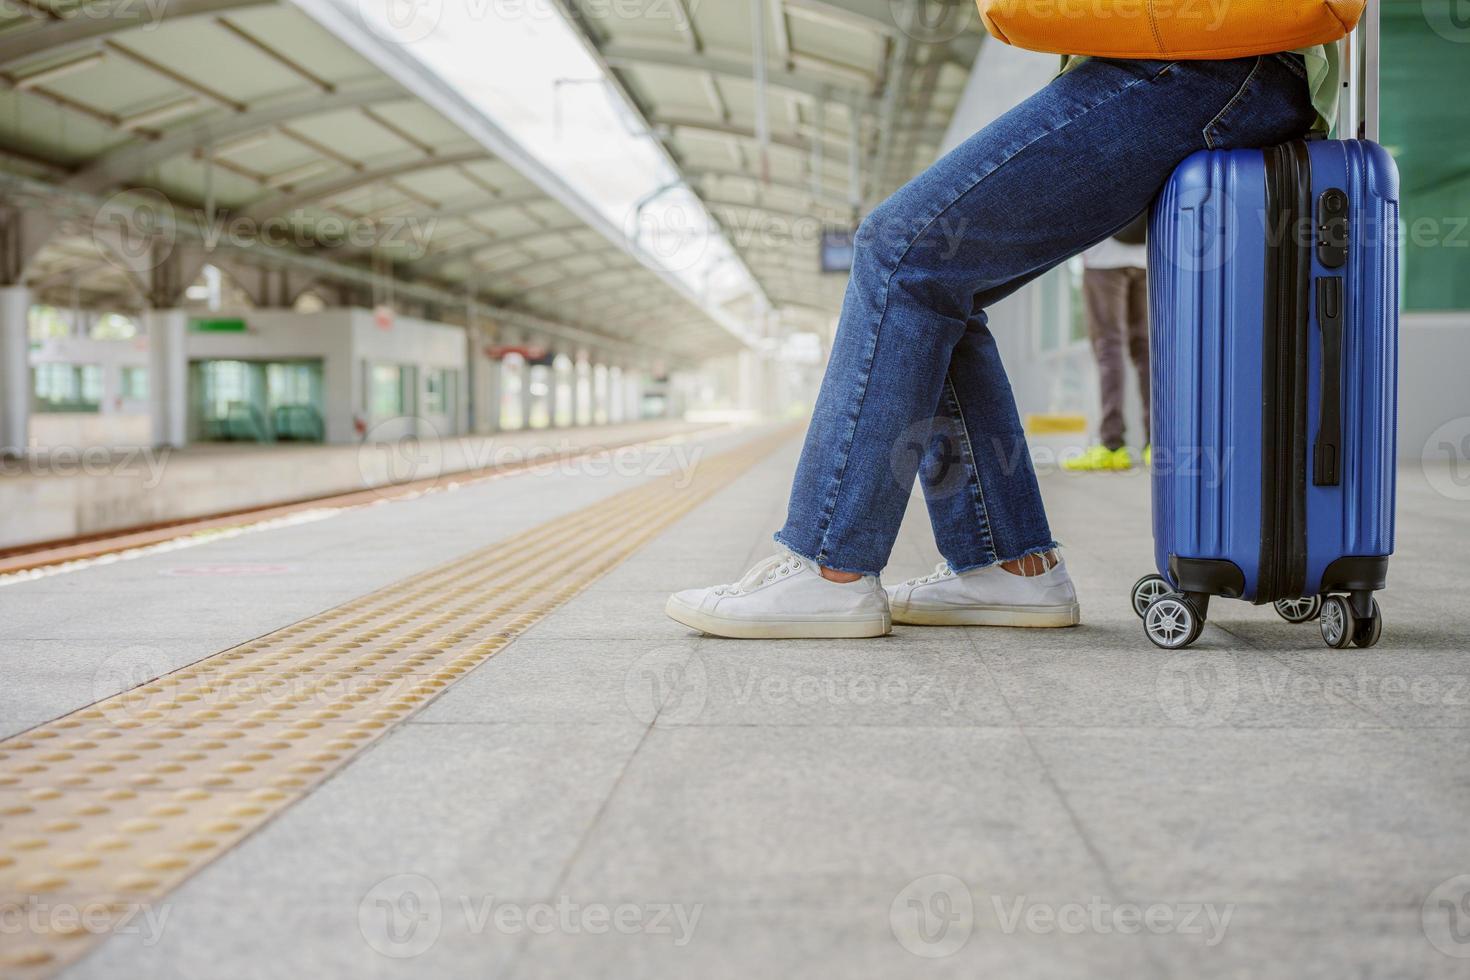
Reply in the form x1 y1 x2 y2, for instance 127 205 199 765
485 356 502 433
0 285 29 455
545 356 562 429
764 353 786 420
567 354 583 428
145 308 188 448
468 331 501 434
592 363 607 425
519 358 536 430
0 282 30 455
607 366 623 424
625 369 643 422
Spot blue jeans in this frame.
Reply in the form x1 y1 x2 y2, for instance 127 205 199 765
775 53 1317 575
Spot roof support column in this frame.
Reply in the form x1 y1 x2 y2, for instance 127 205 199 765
145 308 189 448
519 339 538 431
543 351 561 430
590 360 608 426
567 349 586 428
469 339 502 435
623 368 647 423
0 284 30 456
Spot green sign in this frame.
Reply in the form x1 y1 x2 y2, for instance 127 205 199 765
191 317 247 333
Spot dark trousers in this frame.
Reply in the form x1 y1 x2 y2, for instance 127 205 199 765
1083 266 1150 451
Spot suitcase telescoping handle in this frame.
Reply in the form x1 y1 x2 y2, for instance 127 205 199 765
1340 0 1379 140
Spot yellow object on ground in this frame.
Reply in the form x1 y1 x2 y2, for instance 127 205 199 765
1062 445 1135 472
1024 413 1088 436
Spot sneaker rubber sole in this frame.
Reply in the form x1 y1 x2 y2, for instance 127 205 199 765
664 595 891 639
890 600 1081 628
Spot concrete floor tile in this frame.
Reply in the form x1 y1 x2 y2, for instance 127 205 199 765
555 726 1106 906
1027 728 1470 907
663 638 1014 728
413 637 698 726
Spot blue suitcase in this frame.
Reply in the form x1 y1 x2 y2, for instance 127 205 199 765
1133 138 1399 649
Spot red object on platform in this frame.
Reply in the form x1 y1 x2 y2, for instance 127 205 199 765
485 344 548 361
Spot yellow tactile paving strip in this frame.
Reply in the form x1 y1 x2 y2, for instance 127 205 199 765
0 427 793 978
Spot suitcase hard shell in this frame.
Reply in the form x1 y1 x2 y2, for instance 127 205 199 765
1137 138 1399 649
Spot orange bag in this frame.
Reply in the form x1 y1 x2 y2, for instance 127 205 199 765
974 0 1363 59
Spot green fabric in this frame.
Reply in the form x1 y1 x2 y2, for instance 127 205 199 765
1059 44 1340 133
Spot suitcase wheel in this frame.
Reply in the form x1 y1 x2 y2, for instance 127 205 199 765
1273 596 1323 623
1131 574 1172 619
1321 595 1382 649
1352 597 1383 649
1143 593 1204 650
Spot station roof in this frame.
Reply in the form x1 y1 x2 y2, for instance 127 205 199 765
0 0 980 359
564 0 979 330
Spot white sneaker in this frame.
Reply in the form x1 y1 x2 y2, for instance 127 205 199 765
665 549 891 639
886 555 1081 627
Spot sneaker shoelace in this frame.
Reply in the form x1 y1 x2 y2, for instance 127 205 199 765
713 550 805 596
902 562 955 587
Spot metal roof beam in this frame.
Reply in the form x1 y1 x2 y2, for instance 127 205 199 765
657 116 849 154
686 168 850 207
67 84 406 194
0 171 706 361
782 0 898 34
0 0 273 68
240 149 489 219
600 44 876 110
702 197 845 226
408 221 595 273
511 263 645 303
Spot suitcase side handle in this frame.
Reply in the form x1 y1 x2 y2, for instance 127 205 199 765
1314 275 1345 487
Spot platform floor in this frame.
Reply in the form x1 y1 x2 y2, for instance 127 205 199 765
2 424 1468 979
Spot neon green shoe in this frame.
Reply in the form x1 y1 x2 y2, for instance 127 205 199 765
1062 445 1134 472
1142 444 1152 467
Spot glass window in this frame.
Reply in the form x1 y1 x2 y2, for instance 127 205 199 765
119 366 149 400
266 361 324 443
424 369 452 414
267 362 319 408
199 360 251 419
92 312 139 340
80 365 103 404
32 364 102 412
195 360 271 442
369 364 406 417
1381 10 1470 311
28 305 73 341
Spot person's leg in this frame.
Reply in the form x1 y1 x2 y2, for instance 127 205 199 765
671 55 1314 638
916 303 1053 572
1125 266 1152 442
777 54 1315 576
1086 267 1131 452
